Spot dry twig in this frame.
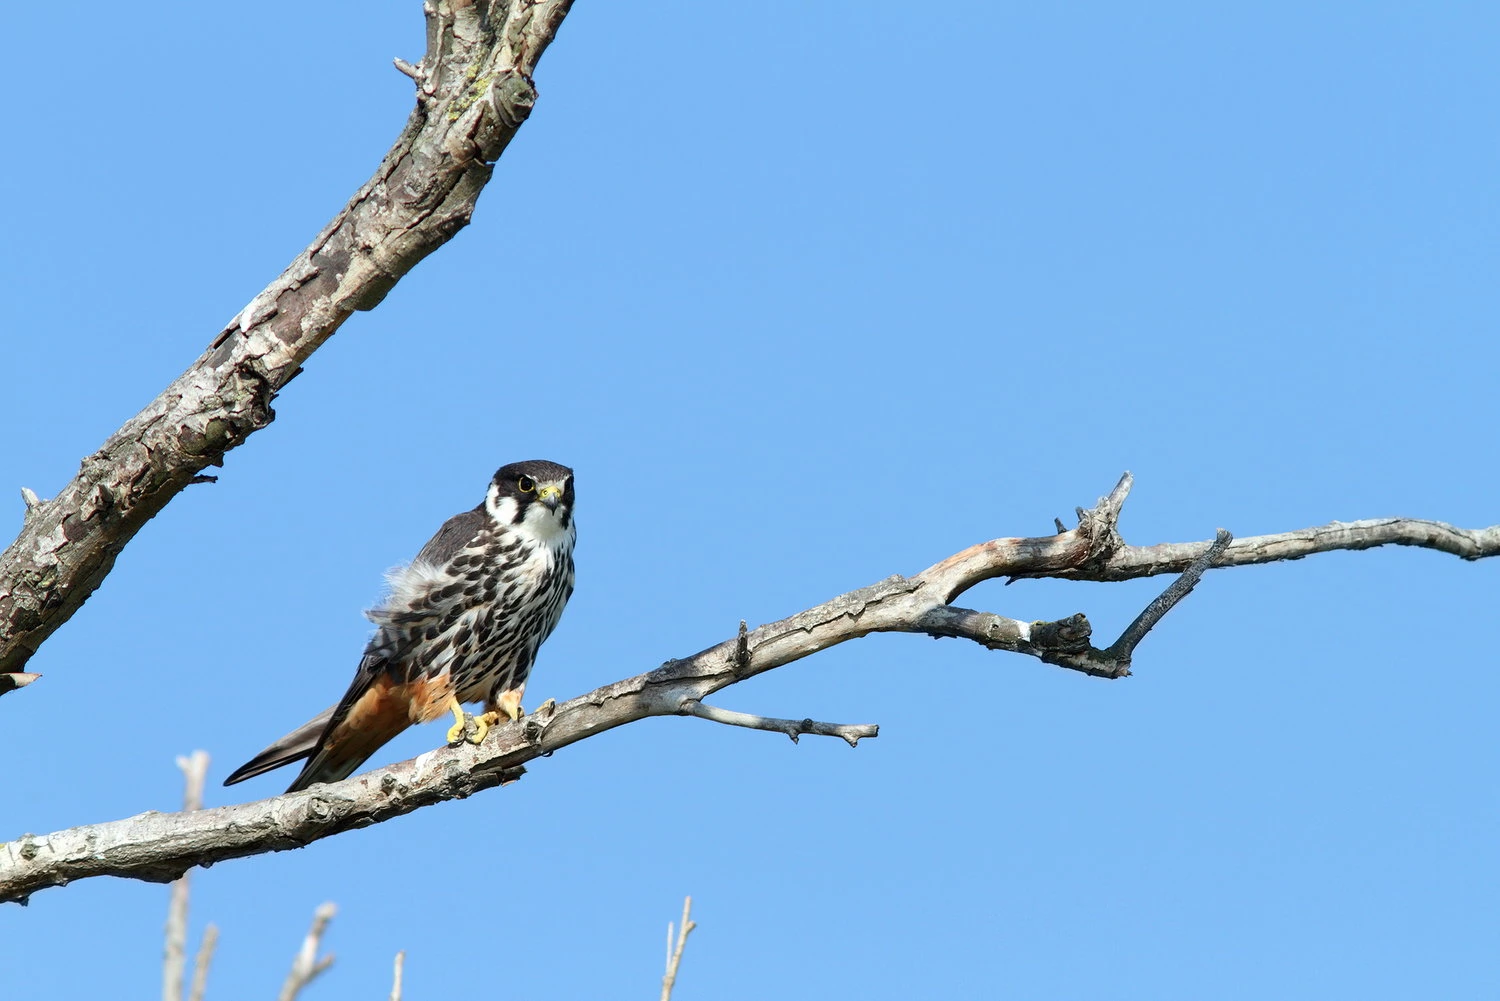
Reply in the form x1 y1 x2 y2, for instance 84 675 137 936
1 475 1495 903
678 700 876 746
389 951 406 1001
278 903 337 1001
661 896 696 1001
187 924 218 1001
164 751 210 1001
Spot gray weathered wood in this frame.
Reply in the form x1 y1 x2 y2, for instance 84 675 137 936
2 474 1493 904
0 0 575 676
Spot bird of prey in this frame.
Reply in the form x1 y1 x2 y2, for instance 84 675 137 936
224 460 576 793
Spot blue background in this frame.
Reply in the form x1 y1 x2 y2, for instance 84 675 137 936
2 1 1496 997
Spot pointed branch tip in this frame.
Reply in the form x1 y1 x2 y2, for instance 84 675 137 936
389 951 406 1001
661 896 696 1001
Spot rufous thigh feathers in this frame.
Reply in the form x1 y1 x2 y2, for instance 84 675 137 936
285 674 457 793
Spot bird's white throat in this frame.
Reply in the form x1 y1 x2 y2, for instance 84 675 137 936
485 487 574 547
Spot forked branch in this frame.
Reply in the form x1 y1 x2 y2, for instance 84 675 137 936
278 903 337 1001
0 475 1494 903
661 896 696 1001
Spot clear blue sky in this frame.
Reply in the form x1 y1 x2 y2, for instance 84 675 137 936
2 1 1496 997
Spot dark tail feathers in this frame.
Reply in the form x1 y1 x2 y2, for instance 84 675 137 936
222 707 336 787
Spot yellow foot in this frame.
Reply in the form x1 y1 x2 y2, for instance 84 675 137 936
444 697 498 746
445 696 467 745
469 710 505 745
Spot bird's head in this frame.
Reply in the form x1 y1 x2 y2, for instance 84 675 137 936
485 460 575 540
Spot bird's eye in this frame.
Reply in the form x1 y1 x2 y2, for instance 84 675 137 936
517 476 536 493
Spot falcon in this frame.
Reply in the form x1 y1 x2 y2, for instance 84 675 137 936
224 460 576 793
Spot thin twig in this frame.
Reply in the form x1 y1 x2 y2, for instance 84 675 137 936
187 924 218 1001
1107 529 1233 659
679 699 877 747
277 903 337 1001
389 950 406 1001
660 896 696 1001
164 752 209 1001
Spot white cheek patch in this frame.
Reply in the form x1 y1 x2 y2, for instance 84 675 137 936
486 494 520 524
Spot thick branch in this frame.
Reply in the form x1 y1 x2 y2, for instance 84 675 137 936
1 477 1492 902
0 0 576 675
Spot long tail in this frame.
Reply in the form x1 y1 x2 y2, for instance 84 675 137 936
223 707 337 786
225 673 424 794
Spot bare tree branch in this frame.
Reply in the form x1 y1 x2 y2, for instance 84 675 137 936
0 0 576 677
1106 528 1233 659
679 699 877 747
661 896 696 1001
389 951 406 1001
0 475 1494 903
164 751 209 1001
187 924 218 1001
278 903 337 1001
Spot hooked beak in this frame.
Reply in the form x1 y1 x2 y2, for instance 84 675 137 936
536 482 564 511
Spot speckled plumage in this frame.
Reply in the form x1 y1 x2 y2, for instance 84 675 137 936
224 461 576 793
